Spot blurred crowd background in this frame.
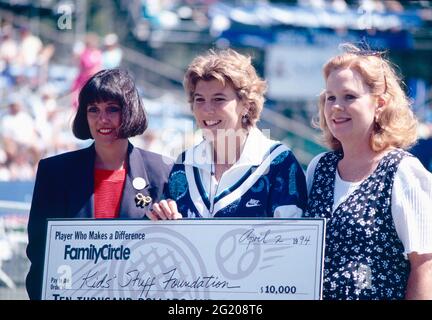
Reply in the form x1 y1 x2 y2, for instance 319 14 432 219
0 0 431 299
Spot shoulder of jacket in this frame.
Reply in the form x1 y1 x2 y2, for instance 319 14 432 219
42 147 89 165
137 148 173 164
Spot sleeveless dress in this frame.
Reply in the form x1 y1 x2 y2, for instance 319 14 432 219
305 149 411 300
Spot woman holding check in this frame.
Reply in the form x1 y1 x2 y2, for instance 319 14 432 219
147 49 307 220
26 69 172 299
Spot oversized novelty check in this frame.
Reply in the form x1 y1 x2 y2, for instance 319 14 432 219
42 218 325 300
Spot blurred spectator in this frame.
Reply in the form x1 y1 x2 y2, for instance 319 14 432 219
0 24 54 89
0 94 41 168
11 26 44 86
16 26 43 69
0 163 11 181
0 149 11 181
8 146 35 180
36 44 55 86
330 0 348 13
358 0 386 13
70 33 102 108
0 26 17 78
102 33 123 69
384 0 404 13
31 85 58 151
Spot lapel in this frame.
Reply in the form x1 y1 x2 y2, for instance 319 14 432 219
119 143 154 218
67 144 95 218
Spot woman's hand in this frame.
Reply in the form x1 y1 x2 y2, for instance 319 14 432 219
147 199 182 220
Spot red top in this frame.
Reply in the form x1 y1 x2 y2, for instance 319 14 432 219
94 168 126 219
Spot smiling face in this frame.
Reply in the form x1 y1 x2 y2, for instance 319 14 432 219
192 79 248 137
324 68 378 148
87 101 122 146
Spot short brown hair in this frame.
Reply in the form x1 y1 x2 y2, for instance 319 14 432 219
183 49 267 129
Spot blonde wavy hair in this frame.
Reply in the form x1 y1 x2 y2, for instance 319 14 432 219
183 49 267 129
315 43 418 151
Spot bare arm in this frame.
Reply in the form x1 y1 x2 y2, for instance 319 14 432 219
405 252 432 300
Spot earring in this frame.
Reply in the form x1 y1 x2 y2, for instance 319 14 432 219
242 114 248 125
374 114 381 132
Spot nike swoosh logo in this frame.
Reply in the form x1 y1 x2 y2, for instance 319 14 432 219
246 200 261 207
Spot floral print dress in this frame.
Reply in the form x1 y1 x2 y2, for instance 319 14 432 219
305 149 410 300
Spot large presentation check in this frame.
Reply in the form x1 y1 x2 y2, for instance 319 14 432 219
42 218 325 300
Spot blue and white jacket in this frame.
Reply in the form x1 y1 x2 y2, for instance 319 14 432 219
165 128 307 218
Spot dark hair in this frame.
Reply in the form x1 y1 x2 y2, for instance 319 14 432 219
72 69 148 140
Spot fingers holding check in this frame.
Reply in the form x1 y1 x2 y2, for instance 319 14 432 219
147 199 182 220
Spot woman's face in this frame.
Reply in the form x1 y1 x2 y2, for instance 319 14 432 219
324 68 378 147
192 79 247 139
87 101 122 146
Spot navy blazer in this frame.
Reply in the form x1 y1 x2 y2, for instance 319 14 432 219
25 142 173 300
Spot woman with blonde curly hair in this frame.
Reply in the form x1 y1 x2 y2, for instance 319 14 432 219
305 43 432 300
148 48 307 219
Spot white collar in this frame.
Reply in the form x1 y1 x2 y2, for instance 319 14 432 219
184 127 279 172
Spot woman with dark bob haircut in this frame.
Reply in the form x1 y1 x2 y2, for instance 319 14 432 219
25 69 173 300
73 68 148 139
